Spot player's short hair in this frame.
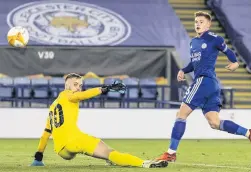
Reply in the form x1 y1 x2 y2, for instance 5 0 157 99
65 73 82 81
194 11 212 21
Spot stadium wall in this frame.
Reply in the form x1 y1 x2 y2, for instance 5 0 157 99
0 109 250 139
0 46 174 78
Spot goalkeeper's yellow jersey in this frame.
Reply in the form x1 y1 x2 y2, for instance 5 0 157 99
44 88 101 153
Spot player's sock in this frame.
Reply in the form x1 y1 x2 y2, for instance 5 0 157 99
168 118 186 153
219 120 248 137
167 148 176 154
108 150 144 167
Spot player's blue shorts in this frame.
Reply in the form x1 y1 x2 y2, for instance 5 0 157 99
183 76 222 114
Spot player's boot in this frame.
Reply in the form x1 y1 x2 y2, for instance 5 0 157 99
142 160 168 168
156 152 176 162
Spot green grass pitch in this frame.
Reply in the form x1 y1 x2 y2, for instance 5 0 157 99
1 139 251 172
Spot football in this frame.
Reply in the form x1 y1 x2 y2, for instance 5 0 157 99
7 26 29 48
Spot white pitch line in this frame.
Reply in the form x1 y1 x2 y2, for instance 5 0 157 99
175 162 251 170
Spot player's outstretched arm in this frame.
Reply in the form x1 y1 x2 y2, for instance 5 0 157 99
31 117 52 166
67 81 126 102
67 87 102 103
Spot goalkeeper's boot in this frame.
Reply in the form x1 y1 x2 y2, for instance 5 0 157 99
156 152 176 162
142 160 168 168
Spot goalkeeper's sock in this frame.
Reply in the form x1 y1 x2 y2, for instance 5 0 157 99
168 118 186 153
219 120 248 137
108 150 144 167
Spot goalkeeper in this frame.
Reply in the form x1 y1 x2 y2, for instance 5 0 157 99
31 73 167 168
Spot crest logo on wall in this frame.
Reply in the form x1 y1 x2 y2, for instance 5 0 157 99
7 1 131 45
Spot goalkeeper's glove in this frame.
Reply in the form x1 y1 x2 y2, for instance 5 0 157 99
101 80 126 94
30 152 44 166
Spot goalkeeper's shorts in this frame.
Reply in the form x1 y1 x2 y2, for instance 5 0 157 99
58 132 101 160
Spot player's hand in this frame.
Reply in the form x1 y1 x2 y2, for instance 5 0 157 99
101 80 126 94
30 152 44 166
225 62 239 72
110 80 126 94
177 70 186 82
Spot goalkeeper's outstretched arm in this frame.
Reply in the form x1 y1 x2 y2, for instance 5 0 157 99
67 87 103 103
67 81 126 103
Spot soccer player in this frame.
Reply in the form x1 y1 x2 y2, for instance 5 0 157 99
31 73 168 168
156 11 251 162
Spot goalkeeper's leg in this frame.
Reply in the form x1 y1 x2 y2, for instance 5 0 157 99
62 132 167 168
92 140 168 168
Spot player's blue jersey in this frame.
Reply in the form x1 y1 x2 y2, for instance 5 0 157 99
189 31 227 80
182 31 237 113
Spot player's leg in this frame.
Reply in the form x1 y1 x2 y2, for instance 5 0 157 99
92 140 167 168
203 87 250 139
156 102 194 161
168 103 194 153
203 107 250 138
168 81 204 153
157 77 206 161
64 132 167 168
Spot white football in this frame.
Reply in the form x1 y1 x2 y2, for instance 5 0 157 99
7 26 29 48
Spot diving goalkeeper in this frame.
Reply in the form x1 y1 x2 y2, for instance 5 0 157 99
31 73 167 168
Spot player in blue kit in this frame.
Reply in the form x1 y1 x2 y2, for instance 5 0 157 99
156 11 251 162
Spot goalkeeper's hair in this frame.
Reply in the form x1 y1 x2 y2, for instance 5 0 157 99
65 73 82 81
